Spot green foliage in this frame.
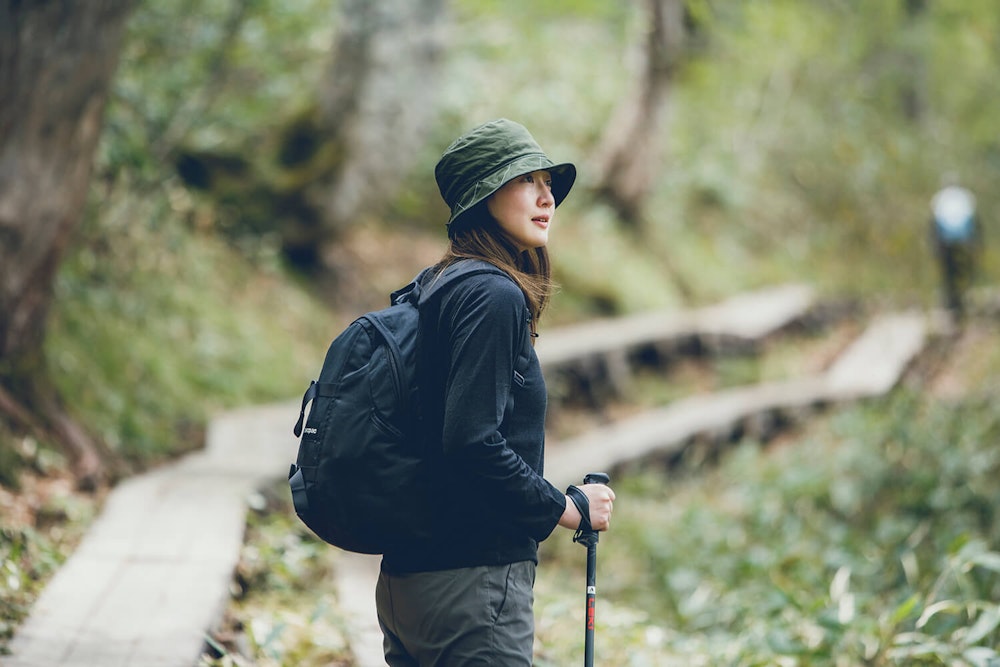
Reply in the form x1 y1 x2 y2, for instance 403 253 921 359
418 1 1000 314
107 0 333 176
660 0 1000 304
0 529 62 647
535 364 1000 664
100 0 342 254
102 0 1000 315
99 0 1000 318
47 180 336 466
0 497 96 651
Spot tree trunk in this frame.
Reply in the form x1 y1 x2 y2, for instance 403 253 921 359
590 0 694 302
591 0 686 226
899 0 927 122
0 0 135 487
282 0 447 267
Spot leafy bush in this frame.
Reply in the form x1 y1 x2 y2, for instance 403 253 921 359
535 365 1000 665
47 180 336 467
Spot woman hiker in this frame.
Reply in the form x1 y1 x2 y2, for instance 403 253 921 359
375 118 616 666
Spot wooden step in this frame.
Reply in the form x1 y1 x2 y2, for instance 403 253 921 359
546 311 928 489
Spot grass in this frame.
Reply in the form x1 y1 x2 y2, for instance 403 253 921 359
49 181 339 467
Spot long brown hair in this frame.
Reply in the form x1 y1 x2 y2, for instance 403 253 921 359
435 204 554 338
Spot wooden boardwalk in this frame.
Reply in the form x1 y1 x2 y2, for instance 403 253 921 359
546 312 927 488
4 402 299 667
538 284 816 400
537 284 816 368
5 288 928 667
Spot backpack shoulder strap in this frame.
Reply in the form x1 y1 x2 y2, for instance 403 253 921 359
416 259 509 306
390 260 511 308
389 266 435 306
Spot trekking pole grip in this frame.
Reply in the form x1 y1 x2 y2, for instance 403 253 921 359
568 473 610 546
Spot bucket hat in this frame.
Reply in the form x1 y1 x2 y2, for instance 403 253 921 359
435 118 576 232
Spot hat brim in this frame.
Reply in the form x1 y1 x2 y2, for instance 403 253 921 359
446 154 577 229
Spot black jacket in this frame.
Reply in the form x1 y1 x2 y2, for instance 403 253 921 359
381 265 566 573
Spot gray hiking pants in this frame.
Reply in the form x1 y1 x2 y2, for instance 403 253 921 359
375 561 536 666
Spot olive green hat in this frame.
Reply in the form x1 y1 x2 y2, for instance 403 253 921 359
435 118 577 232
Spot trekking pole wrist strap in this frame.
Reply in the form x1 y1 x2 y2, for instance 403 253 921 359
566 484 593 541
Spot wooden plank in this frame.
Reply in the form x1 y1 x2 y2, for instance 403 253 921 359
824 312 927 399
547 311 928 488
536 284 815 370
546 377 829 489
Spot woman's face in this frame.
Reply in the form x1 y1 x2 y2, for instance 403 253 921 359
486 170 555 251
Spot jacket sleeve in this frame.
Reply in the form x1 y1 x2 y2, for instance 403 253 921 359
437 273 566 541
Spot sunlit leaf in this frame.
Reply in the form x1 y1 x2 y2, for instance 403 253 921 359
916 600 963 629
829 565 850 601
890 594 921 625
963 646 1000 667
964 606 1000 645
968 552 1000 573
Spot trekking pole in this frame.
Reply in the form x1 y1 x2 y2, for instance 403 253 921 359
570 471 610 667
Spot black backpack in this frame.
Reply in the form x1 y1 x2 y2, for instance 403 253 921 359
288 259 507 553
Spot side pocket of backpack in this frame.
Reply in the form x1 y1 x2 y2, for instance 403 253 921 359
290 380 336 526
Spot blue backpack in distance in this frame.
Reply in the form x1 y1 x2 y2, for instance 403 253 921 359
288 259 507 554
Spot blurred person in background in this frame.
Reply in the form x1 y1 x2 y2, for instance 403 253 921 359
930 179 981 322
